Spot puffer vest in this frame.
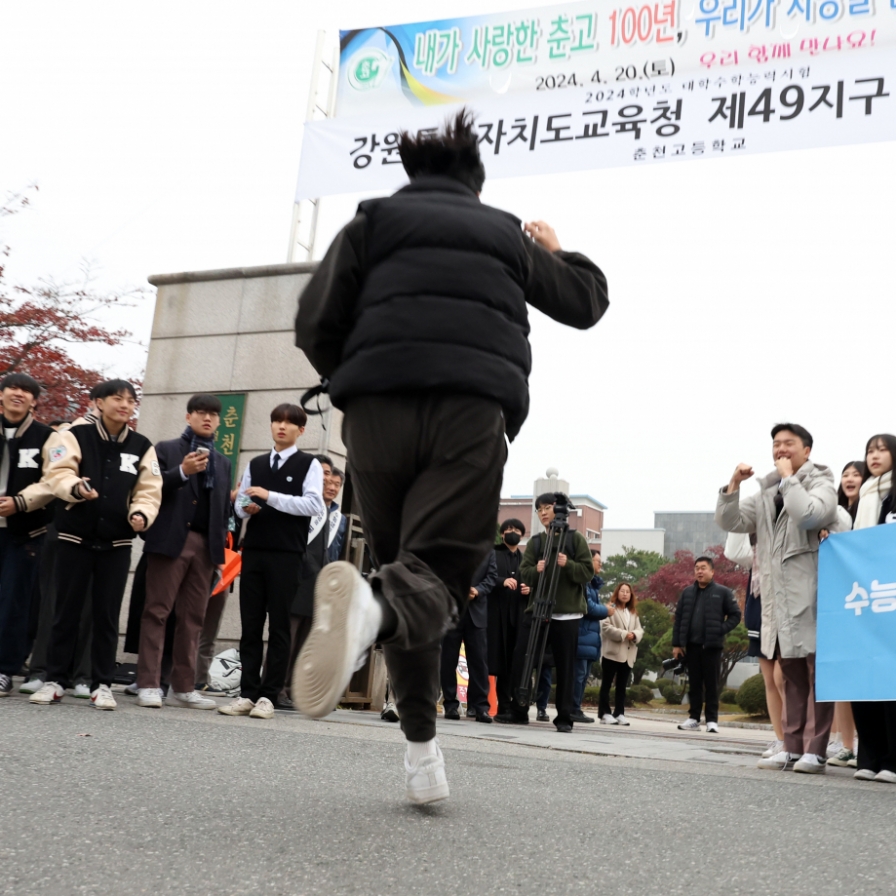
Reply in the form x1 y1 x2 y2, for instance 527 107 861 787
328 176 532 439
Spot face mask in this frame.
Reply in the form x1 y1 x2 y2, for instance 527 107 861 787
504 532 521 546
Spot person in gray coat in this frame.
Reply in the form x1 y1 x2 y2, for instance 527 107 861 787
715 423 839 775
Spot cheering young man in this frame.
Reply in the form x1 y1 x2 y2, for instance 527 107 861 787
292 110 609 804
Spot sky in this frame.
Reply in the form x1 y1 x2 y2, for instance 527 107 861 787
2 1 894 527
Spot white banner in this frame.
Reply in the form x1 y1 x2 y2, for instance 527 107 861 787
296 48 894 198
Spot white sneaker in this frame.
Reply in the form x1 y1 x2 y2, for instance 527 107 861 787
72 684 91 699
854 768 878 781
90 684 117 710
677 718 700 731
757 750 800 770
19 677 44 694
124 682 140 696
762 739 784 758
249 697 275 719
137 688 164 708
794 753 826 774
30 681 64 705
615 715 630 726
874 769 896 784
600 714 618 725
166 690 216 710
826 739 843 757
405 742 449 805
292 561 381 719
217 696 255 716
381 701 399 722
706 721 720 733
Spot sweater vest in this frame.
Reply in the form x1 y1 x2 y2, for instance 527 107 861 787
242 451 314 554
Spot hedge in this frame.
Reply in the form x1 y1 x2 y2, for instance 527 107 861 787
737 674 768 715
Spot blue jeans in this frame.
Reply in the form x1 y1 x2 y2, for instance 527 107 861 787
536 665 553 712
573 657 592 711
0 531 44 676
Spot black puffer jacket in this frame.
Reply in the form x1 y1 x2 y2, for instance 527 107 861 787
673 581 741 650
295 176 609 440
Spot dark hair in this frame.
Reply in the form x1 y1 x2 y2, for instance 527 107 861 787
591 549 601 557
838 460 866 518
863 435 896 509
399 108 486 194
270 403 307 427
88 383 102 401
186 393 222 415
500 517 526 536
771 423 813 449
94 379 137 401
535 492 558 510
695 555 715 569
314 454 334 470
0 372 41 399
611 582 638 614
330 467 344 483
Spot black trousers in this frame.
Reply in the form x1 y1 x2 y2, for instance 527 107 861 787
46 542 132 691
343 394 506 743
239 548 303 703
510 614 579 728
852 701 896 774
440 616 489 714
686 643 722 723
598 658 631 718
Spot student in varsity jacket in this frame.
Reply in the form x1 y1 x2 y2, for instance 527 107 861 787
29 379 163 711
0 374 57 697
218 403 324 721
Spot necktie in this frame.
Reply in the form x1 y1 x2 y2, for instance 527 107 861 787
272 453 281 472
774 490 784 522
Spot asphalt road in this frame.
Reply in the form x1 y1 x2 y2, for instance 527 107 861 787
2 693 893 896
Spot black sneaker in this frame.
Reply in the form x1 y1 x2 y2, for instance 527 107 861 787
494 712 528 725
556 723 573 733
536 710 550 722
443 708 461 720
465 707 477 718
570 710 594 724
0 673 11 697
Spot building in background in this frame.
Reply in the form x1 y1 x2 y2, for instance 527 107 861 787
497 468 606 551
600 528 665 558
653 511 727 558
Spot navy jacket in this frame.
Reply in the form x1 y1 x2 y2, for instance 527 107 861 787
577 575 608 660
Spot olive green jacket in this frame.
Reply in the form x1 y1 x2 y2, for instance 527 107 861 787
520 529 592 616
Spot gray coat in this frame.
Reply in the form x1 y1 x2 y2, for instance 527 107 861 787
715 461 838 659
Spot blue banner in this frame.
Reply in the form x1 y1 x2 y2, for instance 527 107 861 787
817 524 896 702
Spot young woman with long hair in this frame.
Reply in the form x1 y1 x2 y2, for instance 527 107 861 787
851 435 896 783
598 582 644 726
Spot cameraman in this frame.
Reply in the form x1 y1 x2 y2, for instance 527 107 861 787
499 493 593 733
672 556 740 733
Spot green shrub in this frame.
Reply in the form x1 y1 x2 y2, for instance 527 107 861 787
663 684 684 705
582 686 601 706
737 674 768 715
626 684 654 705
655 678 674 696
720 687 738 705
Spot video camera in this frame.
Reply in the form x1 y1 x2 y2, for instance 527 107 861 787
551 493 575 522
661 656 686 677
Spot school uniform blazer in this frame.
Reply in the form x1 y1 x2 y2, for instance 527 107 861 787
600 606 644 667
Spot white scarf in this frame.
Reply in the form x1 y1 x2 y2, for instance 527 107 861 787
854 471 893 530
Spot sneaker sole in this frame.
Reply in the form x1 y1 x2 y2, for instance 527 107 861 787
249 711 275 719
292 561 365 719
827 759 852 767
217 707 253 716
165 699 216 710
91 702 116 711
30 696 62 705
793 765 826 774
137 700 162 708
407 783 450 805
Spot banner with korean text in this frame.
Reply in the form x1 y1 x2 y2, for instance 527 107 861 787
297 1 896 198
816 524 896 702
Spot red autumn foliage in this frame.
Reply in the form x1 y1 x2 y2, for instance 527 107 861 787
0 186 145 422
639 545 750 608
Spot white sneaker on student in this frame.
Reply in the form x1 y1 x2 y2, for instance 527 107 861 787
166 690 216 710
706 721 720 733
794 753 826 774
30 681 64 705
854 768 878 781
757 750 800 770
762 739 784 758
249 697 275 719
124 682 140 696
677 718 700 731
292 561 382 719
90 684 117 710
137 688 164 708
600 714 618 725
405 741 449 805
614 715 630 726
72 684 91 699
873 769 896 784
19 677 44 695
218 696 255 716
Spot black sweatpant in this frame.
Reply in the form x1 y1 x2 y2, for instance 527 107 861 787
598 658 631 718
46 541 132 691
686 643 722 723
343 394 506 743
510 614 579 728
852 701 896 774
440 616 489 715
239 548 303 704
